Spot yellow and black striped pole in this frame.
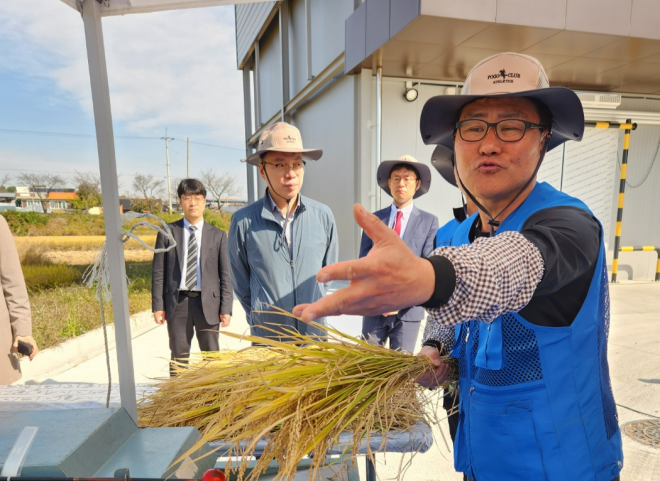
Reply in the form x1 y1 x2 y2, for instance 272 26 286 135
610 119 635 283
619 246 660 281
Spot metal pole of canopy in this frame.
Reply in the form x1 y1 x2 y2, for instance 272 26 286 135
81 0 138 422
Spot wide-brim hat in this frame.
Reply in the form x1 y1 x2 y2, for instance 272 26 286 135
242 122 322 166
377 154 432 199
420 52 584 153
430 145 456 187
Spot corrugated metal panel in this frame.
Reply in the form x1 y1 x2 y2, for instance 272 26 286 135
235 2 276 68
613 122 660 247
606 98 660 278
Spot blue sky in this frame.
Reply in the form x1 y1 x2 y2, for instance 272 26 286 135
0 1 247 197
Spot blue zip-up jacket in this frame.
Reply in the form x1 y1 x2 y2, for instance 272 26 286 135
228 193 338 338
449 182 623 481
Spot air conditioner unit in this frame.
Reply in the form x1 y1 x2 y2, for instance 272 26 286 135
577 93 622 109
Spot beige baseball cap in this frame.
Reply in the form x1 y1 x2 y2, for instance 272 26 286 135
243 122 322 166
420 52 584 153
377 154 432 199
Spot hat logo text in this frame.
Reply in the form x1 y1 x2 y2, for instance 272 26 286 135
283 135 297 144
487 69 520 84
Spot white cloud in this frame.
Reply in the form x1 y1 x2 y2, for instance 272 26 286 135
0 1 245 141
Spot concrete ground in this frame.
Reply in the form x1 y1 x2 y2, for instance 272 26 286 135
11 281 660 480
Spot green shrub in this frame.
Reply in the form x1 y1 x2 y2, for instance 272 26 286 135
1 211 49 236
204 210 231 232
22 264 82 290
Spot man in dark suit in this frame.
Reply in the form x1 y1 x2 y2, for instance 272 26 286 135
152 178 233 375
360 155 438 353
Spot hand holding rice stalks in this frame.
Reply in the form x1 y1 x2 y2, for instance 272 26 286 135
139 307 455 481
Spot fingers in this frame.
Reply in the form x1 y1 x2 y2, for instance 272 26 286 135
354 204 401 249
14 336 39 360
416 364 449 388
317 259 364 283
292 303 310 318
419 345 443 366
296 284 370 323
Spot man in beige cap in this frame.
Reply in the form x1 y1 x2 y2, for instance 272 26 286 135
359 155 437 353
228 122 337 339
295 52 622 481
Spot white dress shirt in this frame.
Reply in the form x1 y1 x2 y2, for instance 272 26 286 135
388 202 414 239
179 217 204 291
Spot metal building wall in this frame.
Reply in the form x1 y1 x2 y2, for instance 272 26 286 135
609 97 660 279
256 19 282 124
241 0 362 261
235 2 276 68
294 76 359 262
379 80 465 228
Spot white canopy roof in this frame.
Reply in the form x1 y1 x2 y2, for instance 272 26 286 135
58 0 270 17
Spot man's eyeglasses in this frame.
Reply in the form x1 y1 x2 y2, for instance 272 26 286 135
180 195 205 204
262 161 306 174
455 119 546 142
390 176 418 185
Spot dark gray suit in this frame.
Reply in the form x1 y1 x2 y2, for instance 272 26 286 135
360 205 438 352
152 219 232 371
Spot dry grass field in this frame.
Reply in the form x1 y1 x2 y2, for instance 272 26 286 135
16 236 155 350
14 236 157 264
4 210 231 350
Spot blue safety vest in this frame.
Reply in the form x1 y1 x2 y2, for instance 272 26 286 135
449 182 623 481
436 218 461 247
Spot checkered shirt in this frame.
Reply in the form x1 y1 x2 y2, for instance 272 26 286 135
423 231 544 343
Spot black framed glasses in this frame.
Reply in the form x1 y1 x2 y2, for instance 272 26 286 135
261 160 306 174
456 119 546 142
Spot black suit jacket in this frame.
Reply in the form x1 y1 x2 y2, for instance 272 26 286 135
152 219 233 324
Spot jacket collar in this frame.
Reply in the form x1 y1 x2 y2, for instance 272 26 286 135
260 188 306 222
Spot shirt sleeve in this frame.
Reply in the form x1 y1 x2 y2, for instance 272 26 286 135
422 231 544 342
228 217 252 317
322 210 339 291
422 206 601 342
0 216 32 338
519 206 601 296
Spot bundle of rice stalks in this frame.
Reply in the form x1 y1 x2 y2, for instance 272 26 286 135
139 308 454 481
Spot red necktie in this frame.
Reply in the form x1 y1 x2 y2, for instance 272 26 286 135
393 210 403 236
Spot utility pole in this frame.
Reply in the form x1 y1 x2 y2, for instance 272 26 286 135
161 128 174 213
187 137 190 178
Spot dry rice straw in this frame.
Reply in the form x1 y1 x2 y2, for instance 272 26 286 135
139 306 456 481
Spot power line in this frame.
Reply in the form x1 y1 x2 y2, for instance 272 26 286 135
0 128 159 140
172 138 243 151
0 127 244 151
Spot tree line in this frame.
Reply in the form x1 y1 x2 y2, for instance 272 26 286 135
0 170 240 214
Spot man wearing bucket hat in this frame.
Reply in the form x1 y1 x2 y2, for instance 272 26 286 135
359 155 438 353
294 52 622 480
228 122 337 339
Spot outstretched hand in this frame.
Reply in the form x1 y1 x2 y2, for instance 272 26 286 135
293 204 435 323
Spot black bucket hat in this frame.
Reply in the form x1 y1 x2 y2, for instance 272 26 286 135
430 145 456 187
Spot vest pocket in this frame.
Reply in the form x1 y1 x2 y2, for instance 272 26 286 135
469 398 547 481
